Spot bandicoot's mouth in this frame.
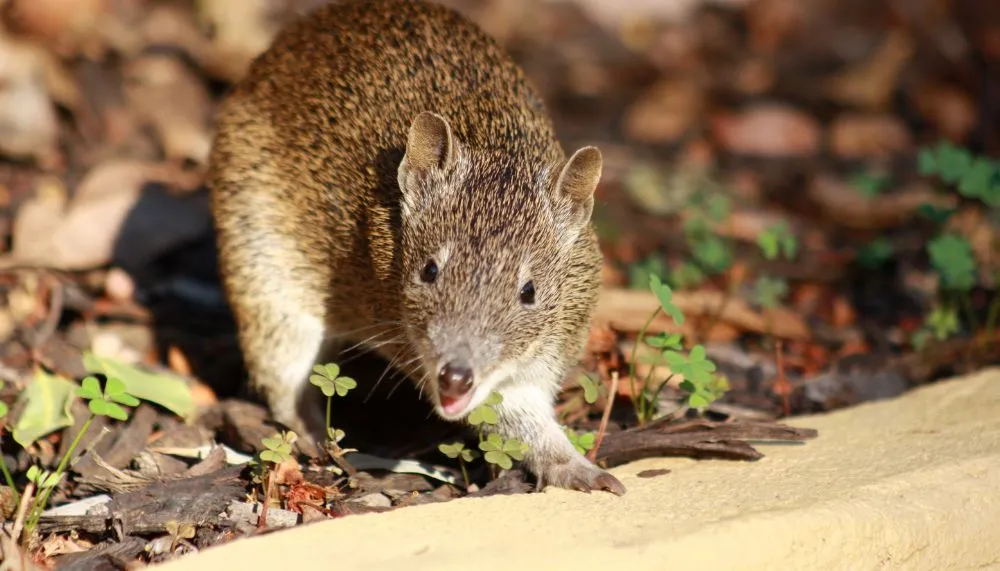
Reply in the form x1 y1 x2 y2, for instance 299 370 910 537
438 390 475 417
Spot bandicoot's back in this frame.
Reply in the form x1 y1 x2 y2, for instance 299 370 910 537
208 0 623 495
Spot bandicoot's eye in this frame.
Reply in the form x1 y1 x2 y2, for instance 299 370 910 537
519 280 535 305
421 260 439 283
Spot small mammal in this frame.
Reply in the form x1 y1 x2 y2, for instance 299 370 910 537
208 0 624 494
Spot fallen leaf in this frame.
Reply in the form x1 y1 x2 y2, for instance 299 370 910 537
911 82 978 143
596 287 811 340
4 0 109 58
711 104 820 157
122 53 213 165
195 0 287 75
823 30 915 109
5 160 201 270
83 351 195 419
623 77 704 143
0 32 61 166
828 113 912 159
807 177 958 230
12 367 77 447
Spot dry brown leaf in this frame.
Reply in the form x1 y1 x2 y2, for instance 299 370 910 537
0 533 48 571
194 0 287 81
823 30 915 109
0 32 61 166
828 113 912 159
137 4 246 82
807 176 958 231
911 82 978 143
745 0 806 53
5 160 200 270
596 287 811 340
3 0 109 58
122 54 213 165
566 0 749 30
623 77 704 143
711 104 820 158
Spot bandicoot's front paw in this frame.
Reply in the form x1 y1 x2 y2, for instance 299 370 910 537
537 457 626 496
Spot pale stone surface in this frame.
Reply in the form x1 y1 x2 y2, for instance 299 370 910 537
159 369 1000 571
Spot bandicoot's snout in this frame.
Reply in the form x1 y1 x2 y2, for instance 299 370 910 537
437 360 474 416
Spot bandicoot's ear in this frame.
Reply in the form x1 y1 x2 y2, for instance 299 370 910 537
552 146 602 236
402 111 456 172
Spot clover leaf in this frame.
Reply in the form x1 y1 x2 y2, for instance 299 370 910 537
565 428 596 455
757 222 798 261
77 375 137 421
753 275 789 309
927 234 977 291
310 363 356 397
650 274 684 326
468 392 503 426
259 432 296 464
578 374 600 404
438 441 479 463
479 434 527 470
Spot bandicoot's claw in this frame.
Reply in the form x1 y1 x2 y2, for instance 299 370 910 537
540 458 627 495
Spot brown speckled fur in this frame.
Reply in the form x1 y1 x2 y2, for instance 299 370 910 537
209 0 624 494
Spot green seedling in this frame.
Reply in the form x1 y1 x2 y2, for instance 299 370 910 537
0 396 16 505
682 208 735 277
308 362 356 447
664 345 717 387
753 275 789 310
919 140 1000 207
757 221 798 261
578 374 600 405
478 433 527 471
927 234 977 292
857 237 894 269
564 428 596 456
256 431 296 529
467 392 503 427
629 274 725 424
23 374 139 541
629 254 669 291
78 376 140 421
691 234 733 274
850 169 891 198
438 441 480 488
260 432 296 465
25 466 62 490
650 275 685 326
670 261 705 290
917 141 1000 341
680 374 730 410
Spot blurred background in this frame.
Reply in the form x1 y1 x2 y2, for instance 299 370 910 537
0 0 999 438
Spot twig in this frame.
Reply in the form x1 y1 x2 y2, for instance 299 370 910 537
257 470 273 530
773 340 790 417
588 370 620 463
12 482 35 544
32 275 64 351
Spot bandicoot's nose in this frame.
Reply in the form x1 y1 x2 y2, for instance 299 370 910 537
437 362 473 397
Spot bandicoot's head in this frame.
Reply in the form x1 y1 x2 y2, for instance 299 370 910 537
396 112 603 419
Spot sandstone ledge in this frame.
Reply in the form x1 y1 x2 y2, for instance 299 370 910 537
158 368 1000 571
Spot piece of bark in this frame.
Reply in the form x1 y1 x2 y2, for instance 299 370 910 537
52 537 147 571
467 469 534 498
211 399 284 454
595 419 818 467
40 466 247 535
72 404 157 479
